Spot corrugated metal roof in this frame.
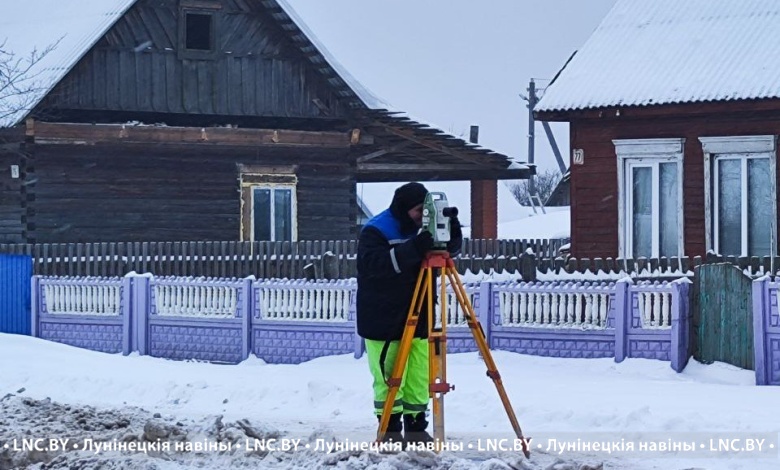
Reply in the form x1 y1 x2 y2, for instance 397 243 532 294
535 0 780 113
0 0 137 127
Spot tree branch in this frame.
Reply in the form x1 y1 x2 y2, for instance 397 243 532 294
0 37 61 125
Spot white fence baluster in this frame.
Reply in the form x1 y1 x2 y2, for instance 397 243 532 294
42 278 122 316
643 292 653 326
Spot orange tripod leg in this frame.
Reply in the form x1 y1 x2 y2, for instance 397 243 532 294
428 265 454 449
445 262 531 458
376 266 431 442
377 251 529 458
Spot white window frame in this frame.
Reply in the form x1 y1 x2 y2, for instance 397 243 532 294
250 184 298 242
614 138 685 259
699 135 777 257
239 167 298 242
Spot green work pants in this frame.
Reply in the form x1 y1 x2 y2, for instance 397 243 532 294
365 338 429 416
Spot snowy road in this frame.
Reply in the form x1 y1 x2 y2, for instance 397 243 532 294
0 395 601 469
1 334 778 469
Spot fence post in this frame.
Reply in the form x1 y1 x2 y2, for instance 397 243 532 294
242 278 253 360
519 251 537 282
614 277 632 362
349 285 364 358
122 276 133 356
31 275 40 337
752 275 770 385
321 252 339 280
132 275 151 355
478 280 493 347
670 280 690 372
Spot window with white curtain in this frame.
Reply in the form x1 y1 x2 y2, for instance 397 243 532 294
700 136 776 257
614 138 685 258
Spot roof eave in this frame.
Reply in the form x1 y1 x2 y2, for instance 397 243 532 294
536 97 780 122
9 0 140 128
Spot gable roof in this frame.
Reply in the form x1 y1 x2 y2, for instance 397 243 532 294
270 0 389 111
0 0 136 128
0 0 384 126
264 0 529 177
2 0 530 178
535 0 780 114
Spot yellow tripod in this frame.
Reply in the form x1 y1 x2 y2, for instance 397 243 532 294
376 250 530 457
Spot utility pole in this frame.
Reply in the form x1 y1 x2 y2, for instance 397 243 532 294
524 79 566 175
526 79 536 195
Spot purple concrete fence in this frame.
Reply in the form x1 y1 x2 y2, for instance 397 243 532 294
432 281 485 354
489 280 618 359
31 275 359 365
135 277 252 363
31 275 689 370
623 280 689 369
753 277 780 385
487 279 689 371
32 276 132 355
251 279 357 364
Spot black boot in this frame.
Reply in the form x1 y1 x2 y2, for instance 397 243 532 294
377 413 404 444
403 413 434 446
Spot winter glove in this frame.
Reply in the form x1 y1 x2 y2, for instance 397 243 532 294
447 216 463 255
412 230 435 256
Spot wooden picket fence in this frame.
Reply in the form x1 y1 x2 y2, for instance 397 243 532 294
520 252 780 281
0 238 569 278
4 239 776 280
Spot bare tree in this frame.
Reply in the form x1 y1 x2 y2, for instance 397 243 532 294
508 168 562 205
0 38 60 125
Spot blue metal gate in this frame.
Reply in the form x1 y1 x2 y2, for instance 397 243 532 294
0 254 33 335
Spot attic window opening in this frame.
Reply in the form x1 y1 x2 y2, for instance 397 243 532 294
185 12 213 51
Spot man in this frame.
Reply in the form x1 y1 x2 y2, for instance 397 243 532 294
356 182 462 445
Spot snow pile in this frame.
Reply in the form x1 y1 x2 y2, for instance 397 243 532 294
0 395 597 469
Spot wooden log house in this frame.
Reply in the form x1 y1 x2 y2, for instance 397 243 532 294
0 0 532 244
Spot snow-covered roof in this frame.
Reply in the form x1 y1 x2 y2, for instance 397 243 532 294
0 0 136 127
535 0 780 113
268 1 526 169
1 0 526 171
0 0 387 128
275 0 391 111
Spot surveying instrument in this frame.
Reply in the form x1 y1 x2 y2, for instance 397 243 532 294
376 192 530 457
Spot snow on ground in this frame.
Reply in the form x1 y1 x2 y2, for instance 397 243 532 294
357 181 571 241
1 333 778 469
497 206 569 240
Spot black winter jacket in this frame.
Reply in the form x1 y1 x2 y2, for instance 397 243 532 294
356 209 462 341
356 209 427 341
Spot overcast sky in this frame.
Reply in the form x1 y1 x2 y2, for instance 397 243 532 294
284 0 617 219
286 0 617 171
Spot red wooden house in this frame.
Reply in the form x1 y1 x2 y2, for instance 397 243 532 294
535 0 780 259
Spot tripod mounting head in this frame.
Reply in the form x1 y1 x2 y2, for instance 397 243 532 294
421 192 458 249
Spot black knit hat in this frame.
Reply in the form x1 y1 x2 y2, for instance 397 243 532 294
390 182 428 214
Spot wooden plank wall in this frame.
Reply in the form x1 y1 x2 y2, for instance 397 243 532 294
0 146 25 243
26 143 354 243
38 0 350 122
570 109 780 259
